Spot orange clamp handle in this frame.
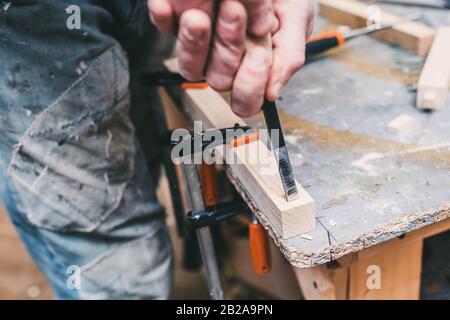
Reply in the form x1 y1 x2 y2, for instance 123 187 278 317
200 163 218 207
249 221 271 275
181 82 209 91
230 131 259 148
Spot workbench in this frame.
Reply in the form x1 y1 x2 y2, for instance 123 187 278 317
160 3 450 300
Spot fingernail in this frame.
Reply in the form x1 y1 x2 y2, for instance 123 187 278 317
220 12 240 30
246 48 267 70
272 81 284 99
183 26 204 41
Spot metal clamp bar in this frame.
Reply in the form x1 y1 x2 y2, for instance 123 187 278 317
181 162 224 300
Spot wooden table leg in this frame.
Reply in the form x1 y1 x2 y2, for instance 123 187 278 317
294 219 450 300
294 265 338 300
348 238 423 300
294 237 423 300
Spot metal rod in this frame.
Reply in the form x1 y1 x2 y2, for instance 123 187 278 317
181 162 224 300
363 0 449 10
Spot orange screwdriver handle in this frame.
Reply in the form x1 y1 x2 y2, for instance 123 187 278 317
249 222 271 275
307 31 346 45
306 31 346 57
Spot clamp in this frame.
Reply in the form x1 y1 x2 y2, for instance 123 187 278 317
144 69 273 299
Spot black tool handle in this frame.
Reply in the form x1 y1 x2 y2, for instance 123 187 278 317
187 200 251 229
141 71 187 86
306 36 341 57
262 100 286 149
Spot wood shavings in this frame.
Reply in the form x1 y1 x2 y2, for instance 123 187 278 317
328 218 338 226
387 115 416 135
300 234 313 241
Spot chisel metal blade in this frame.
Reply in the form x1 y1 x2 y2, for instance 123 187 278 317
262 99 299 202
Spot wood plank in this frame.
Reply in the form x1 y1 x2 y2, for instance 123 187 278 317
357 218 450 260
318 0 435 55
409 215 450 240
163 59 315 239
348 237 423 300
328 265 349 300
417 27 450 110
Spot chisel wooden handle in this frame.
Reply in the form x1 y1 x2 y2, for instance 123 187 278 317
245 34 273 64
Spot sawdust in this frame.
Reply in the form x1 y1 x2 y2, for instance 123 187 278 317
332 54 421 86
300 234 313 241
316 22 419 86
321 195 349 210
317 23 448 89
279 111 450 168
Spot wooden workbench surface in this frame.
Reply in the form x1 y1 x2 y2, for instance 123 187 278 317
245 5 450 268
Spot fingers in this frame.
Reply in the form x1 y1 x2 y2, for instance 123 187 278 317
266 0 314 101
176 9 211 81
241 0 277 37
231 47 270 118
305 1 315 40
170 0 213 17
206 0 247 91
148 0 175 34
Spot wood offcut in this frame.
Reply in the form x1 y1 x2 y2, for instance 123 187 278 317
417 27 450 110
318 0 436 55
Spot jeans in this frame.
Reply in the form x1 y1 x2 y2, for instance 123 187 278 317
0 0 174 299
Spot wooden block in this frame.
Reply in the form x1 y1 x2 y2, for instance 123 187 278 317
230 143 315 238
386 114 415 135
164 59 316 239
318 0 436 55
417 27 450 110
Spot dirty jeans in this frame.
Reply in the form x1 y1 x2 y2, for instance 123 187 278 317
0 1 173 299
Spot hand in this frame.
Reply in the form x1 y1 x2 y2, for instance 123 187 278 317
148 0 276 79
232 0 314 117
148 0 314 118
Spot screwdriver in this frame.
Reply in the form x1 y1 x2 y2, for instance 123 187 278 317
306 13 420 57
362 0 450 10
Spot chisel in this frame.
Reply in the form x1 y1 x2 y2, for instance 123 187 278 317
245 39 299 202
362 0 450 10
208 1 299 202
261 99 299 202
